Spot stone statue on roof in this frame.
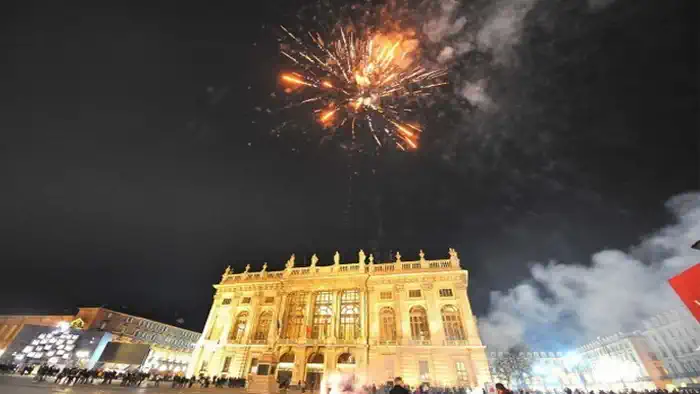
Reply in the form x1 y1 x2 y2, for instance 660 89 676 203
358 249 366 265
333 251 340 265
311 254 318 268
286 254 295 270
262 262 267 272
449 248 459 260
244 264 251 274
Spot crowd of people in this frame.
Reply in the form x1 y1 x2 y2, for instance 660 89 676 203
1 363 699 394
0 362 246 388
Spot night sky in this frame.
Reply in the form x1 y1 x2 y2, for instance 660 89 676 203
0 0 696 332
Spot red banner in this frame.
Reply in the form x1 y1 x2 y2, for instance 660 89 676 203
668 263 700 322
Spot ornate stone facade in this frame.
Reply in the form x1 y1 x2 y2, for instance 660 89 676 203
186 249 491 388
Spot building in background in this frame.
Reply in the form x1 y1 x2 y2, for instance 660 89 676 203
0 307 200 374
0 323 112 370
187 249 491 389
0 314 74 355
642 309 700 388
487 351 580 391
575 332 666 391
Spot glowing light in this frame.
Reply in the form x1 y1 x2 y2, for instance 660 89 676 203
57 321 70 331
319 108 338 125
278 15 447 151
281 74 313 87
76 350 90 358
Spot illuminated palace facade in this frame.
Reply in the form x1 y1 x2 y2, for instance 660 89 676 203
187 249 491 388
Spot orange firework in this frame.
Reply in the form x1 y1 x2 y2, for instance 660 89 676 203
278 21 447 151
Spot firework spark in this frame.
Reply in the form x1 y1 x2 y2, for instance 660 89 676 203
278 21 448 151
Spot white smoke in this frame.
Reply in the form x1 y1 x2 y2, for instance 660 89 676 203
422 0 539 107
478 192 700 350
460 79 496 111
475 0 539 65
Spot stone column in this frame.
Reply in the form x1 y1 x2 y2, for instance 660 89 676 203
394 285 410 342
272 291 287 343
422 283 445 345
220 307 234 344
201 299 220 341
244 291 262 343
360 288 368 342
455 283 482 346
329 290 340 343
300 292 314 343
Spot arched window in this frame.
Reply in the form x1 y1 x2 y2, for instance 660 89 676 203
279 352 295 363
282 292 307 339
379 307 397 342
441 305 466 340
409 306 430 340
254 311 273 341
308 352 324 364
311 292 333 339
337 353 355 365
338 290 361 340
229 311 248 342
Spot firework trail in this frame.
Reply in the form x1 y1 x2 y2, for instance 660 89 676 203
277 5 449 151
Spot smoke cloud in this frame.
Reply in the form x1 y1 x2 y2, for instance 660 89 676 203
478 192 700 350
422 0 540 108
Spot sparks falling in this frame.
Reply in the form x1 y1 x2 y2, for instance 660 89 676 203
278 23 448 151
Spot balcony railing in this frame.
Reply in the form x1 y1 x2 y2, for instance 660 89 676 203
405 339 432 346
220 257 457 283
443 340 469 346
375 340 398 346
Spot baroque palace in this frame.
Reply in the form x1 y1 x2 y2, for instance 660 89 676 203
186 249 491 388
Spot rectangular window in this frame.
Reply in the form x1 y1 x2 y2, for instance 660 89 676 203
380 292 393 300
264 297 275 304
455 361 469 383
241 297 251 305
418 360 430 380
312 291 333 339
409 289 422 298
439 289 454 297
222 298 232 305
222 356 232 372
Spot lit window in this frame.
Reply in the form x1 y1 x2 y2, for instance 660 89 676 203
456 361 470 383
282 292 307 339
241 297 251 305
380 292 393 300
221 356 232 373
409 289 422 298
410 306 430 340
254 311 273 341
338 290 361 340
418 360 430 381
379 307 397 342
229 311 248 341
222 298 232 305
311 292 333 339
439 289 454 297
264 297 275 304
442 306 466 341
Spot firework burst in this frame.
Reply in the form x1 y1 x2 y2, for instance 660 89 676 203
277 10 448 151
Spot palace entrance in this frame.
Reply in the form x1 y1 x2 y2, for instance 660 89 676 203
305 352 325 392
